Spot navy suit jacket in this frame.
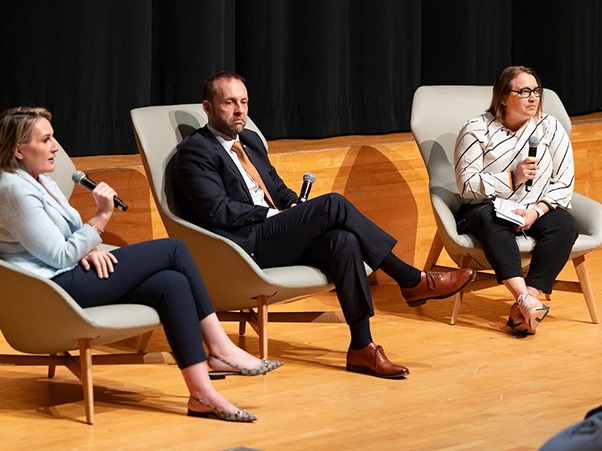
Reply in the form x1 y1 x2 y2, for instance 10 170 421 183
174 126 298 256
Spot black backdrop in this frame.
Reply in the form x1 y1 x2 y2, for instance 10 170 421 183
1 0 600 156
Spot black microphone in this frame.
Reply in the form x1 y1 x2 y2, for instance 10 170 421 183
525 136 539 191
72 171 128 211
298 172 316 203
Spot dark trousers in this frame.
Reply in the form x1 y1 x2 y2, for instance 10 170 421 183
456 203 578 293
53 238 213 369
253 193 398 324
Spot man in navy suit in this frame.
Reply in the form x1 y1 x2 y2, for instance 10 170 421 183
174 71 476 379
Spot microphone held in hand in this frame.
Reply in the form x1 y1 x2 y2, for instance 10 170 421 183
71 171 128 211
525 136 539 191
298 172 316 203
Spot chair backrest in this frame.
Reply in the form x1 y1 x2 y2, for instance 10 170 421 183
410 86 572 267
130 104 266 218
49 143 77 198
130 105 296 311
411 85 571 195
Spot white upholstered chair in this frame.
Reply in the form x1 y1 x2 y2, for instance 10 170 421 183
0 145 168 425
410 85 601 325
131 104 357 359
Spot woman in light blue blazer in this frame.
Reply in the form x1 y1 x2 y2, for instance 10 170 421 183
0 107 283 422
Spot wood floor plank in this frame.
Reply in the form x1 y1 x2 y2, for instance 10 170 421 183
2 115 601 450
1 249 601 450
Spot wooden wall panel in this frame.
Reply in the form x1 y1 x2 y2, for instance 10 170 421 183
69 118 602 275
571 121 602 201
268 139 433 281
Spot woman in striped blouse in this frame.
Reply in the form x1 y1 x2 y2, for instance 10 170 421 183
454 66 578 334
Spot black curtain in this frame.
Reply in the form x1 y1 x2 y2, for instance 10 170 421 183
236 0 421 138
420 1 511 85
0 0 600 156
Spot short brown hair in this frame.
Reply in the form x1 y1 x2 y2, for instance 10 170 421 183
202 71 246 102
487 66 543 120
0 107 52 172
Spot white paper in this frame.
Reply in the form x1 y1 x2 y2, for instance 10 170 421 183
493 198 525 226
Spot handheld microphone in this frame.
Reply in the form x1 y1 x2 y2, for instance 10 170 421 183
72 171 128 211
298 172 316 203
525 136 539 191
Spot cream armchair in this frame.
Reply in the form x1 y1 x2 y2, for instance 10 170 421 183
0 145 168 424
410 85 601 325
130 104 361 359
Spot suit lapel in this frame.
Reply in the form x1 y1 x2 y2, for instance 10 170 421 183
16 170 82 230
200 127 255 204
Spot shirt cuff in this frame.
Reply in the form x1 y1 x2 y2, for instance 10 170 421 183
266 208 280 218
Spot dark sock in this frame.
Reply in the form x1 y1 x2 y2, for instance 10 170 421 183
348 316 373 350
379 252 422 288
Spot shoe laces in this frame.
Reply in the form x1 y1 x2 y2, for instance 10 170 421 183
370 344 386 361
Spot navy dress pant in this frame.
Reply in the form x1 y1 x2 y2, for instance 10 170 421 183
253 193 398 324
53 238 213 369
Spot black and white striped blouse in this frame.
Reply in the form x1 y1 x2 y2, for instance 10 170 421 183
454 111 574 210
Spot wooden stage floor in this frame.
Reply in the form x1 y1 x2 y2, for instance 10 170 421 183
1 257 601 450
1 113 602 450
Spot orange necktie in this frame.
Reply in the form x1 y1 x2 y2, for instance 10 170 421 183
231 141 276 208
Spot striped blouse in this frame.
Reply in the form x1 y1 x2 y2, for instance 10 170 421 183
454 111 574 210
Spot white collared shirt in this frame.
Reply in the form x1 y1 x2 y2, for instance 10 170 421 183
207 124 279 216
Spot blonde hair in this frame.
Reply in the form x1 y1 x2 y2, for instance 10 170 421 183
0 107 52 172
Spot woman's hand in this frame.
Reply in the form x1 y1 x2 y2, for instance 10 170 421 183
92 181 118 215
514 157 540 186
86 181 118 233
512 208 538 232
80 249 118 279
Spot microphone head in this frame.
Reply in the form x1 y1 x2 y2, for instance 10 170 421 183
72 171 86 184
528 136 540 147
303 172 316 183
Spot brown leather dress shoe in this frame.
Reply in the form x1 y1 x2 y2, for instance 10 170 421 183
346 343 409 379
401 268 476 307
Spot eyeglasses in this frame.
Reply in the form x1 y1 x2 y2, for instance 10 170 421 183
510 87 544 98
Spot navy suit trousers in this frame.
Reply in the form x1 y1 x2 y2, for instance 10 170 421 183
253 193 397 324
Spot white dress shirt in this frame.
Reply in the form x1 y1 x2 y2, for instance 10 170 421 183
207 124 279 217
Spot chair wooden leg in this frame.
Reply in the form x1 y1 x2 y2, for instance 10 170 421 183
239 309 247 336
423 232 444 271
79 338 94 425
48 353 58 378
257 296 269 359
450 255 473 325
137 330 154 352
573 255 600 324
450 291 463 325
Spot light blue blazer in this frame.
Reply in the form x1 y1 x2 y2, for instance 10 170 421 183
0 169 102 278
